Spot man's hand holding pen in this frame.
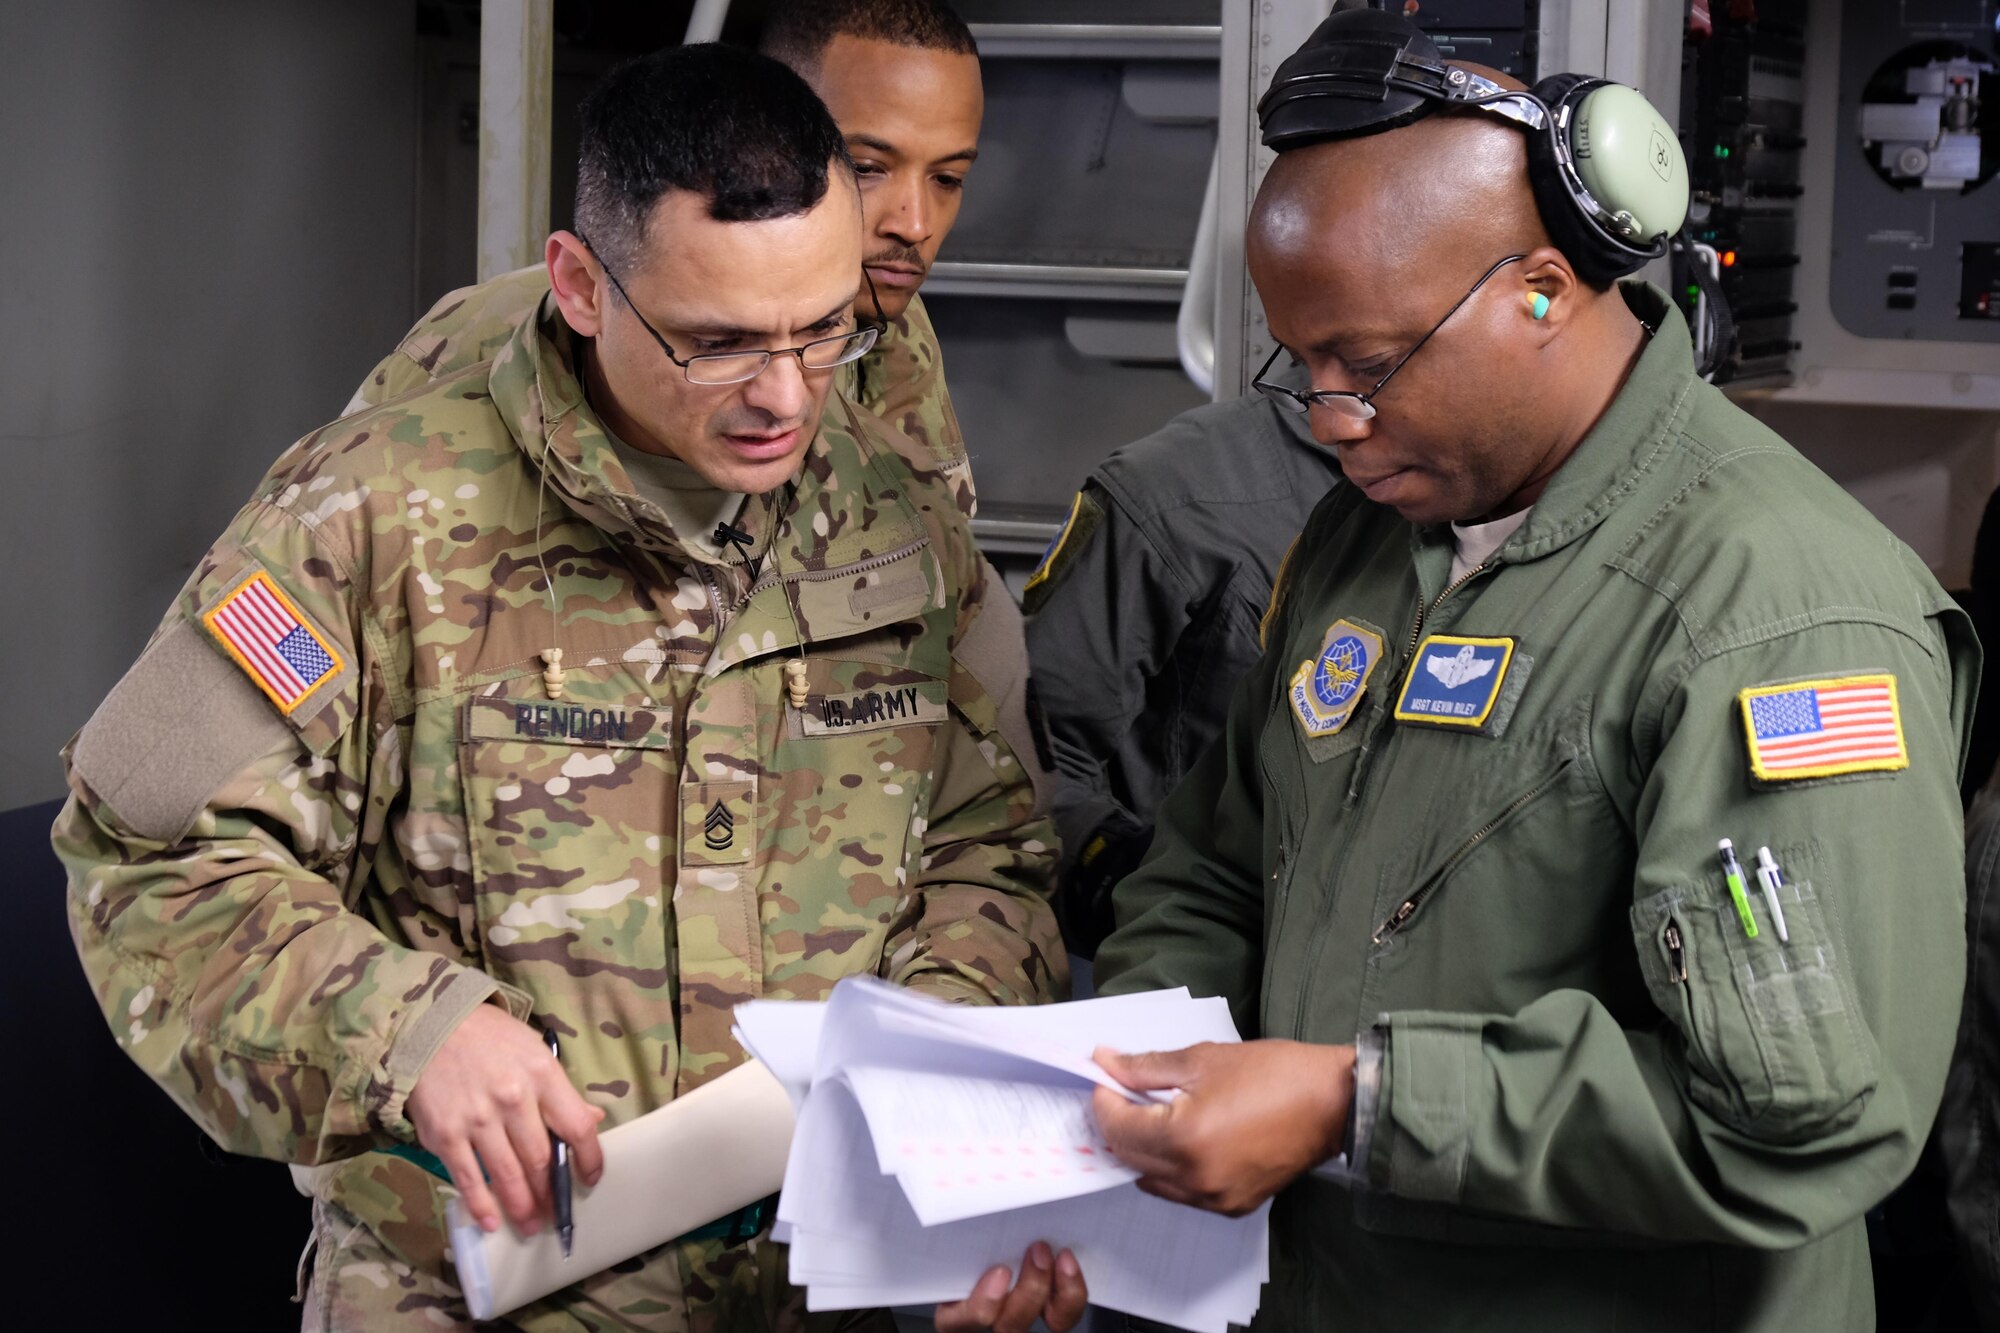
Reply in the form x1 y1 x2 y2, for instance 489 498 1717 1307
407 1004 606 1236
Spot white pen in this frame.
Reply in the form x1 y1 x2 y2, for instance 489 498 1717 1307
1755 846 1790 944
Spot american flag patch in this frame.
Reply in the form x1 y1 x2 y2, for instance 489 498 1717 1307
1738 674 1908 782
202 571 342 714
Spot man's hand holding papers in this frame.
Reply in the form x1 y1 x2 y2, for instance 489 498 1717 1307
734 977 1270 1332
934 1240 1087 1333
1092 1040 1356 1217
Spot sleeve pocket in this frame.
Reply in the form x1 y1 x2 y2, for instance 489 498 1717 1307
1632 879 1879 1143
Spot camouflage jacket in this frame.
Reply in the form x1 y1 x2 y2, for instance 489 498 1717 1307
350 266 975 517
57 298 1060 1323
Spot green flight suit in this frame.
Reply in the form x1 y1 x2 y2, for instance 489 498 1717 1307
1096 287 1976 1331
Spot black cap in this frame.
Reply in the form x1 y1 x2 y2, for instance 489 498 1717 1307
1257 8 1452 151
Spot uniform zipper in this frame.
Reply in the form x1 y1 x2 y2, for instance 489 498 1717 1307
1370 757 1574 945
1404 559 1493 659
1284 558 1497 1038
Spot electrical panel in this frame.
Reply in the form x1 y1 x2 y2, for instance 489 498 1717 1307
1402 0 1539 82
1827 0 2000 346
1674 1 1810 385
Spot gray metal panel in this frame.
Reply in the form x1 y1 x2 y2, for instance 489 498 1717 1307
1823 0 2000 346
927 295 1207 530
1214 1 1332 401
967 24 1221 60
1770 1 2000 408
926 262 1189 302
940 58 1216 269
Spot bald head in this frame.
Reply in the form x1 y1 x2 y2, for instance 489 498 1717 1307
1244 73 1650 527
1252 111 1548 306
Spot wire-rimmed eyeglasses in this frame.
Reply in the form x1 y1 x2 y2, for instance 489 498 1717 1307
584 237 882 386
1253 253 1527 421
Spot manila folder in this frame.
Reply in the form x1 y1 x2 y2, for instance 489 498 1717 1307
448 1059 794 1320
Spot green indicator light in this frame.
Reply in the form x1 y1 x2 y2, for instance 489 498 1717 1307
1686 284 1700 300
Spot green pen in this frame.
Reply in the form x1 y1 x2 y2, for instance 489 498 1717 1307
1717 838 1760 939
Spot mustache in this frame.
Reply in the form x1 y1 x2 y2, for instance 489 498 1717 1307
714 404 810 437
864 244 926 272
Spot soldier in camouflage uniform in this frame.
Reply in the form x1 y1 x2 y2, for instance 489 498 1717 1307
57 44 1063 1332
351 0 982 519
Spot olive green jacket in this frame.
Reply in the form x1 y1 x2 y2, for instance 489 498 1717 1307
1097 288 1976 1331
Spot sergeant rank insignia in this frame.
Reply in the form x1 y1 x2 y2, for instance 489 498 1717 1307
1290 619 1384 738
203 570 343 715
1395 635 1516 731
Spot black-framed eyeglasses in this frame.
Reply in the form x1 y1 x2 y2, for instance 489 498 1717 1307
1253 253 1526 421
585 238 882 386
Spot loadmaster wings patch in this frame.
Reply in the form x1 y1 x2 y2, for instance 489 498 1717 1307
1290 619 1384 738
1739 673 1907 782
1395 635 1516 730
202 570 343 715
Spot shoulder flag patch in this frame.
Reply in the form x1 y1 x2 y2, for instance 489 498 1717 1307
202 571 343 715
1739 673 1908 782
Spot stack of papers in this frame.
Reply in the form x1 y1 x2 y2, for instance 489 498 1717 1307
734 978 1268 1332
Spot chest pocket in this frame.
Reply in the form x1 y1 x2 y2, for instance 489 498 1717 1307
1366 707 1640 1015
766 654 946 988
458 687 677 1115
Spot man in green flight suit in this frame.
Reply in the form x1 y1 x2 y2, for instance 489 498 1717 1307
351 0 983 518
1035 16 1976 1333
57 45 1062 1332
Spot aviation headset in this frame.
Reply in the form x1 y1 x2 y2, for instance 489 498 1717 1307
1256 8 1692 288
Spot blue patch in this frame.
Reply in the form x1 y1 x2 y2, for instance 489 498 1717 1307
1290 619 1385 738
1395 635 1516 730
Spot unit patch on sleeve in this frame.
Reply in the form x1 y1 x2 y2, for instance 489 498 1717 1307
1290 619 1385 738
1739 673 1908 782
201 570 343 715
1021 490 1102 611
1395 635 1516 730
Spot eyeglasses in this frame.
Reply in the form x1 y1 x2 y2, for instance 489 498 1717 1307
587 241 881 386
1253 253 1527 421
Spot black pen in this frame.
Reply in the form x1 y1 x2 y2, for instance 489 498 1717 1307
543 1027 574 1258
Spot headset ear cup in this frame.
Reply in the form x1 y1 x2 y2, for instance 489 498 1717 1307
1522 76 1643 285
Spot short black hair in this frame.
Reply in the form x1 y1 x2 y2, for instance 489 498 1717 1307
759 0 978 78
574 44 851 273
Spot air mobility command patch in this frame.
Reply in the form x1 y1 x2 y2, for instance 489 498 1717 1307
202 570 343 716
1739 673 1908 782
1290 619 1384 738
1396 635 1516 731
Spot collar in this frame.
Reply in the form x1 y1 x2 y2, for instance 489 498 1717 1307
1413 282 1698 570
484 295 937 665
486 295 827 569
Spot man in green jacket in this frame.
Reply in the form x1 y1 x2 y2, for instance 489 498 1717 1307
1065 34 1978 1333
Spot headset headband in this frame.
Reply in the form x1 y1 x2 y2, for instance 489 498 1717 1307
1256 8 1687 283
